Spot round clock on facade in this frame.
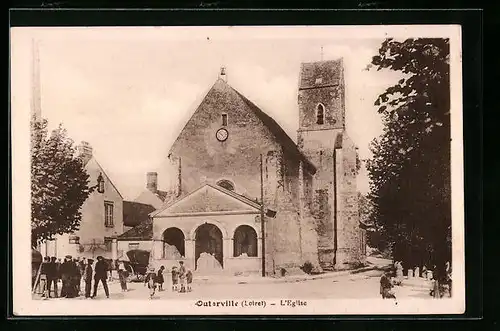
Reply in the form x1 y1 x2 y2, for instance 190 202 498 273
216 128 228 142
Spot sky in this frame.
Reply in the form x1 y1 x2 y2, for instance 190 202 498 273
11 26 407 200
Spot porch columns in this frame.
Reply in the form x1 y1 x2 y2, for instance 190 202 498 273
223 238 233 260
153 239 163 260
184 239 195 270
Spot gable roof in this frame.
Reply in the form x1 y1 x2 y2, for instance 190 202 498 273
151 183 261 218
168 78 316 175
85 158 124 200
123 201 156 227
117 218 153 241
233 88 316 174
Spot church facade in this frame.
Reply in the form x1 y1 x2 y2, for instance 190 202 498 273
149 59 366 275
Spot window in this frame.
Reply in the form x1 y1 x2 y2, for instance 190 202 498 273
316 104 325 125
222 113 228 126
128 243 139 250
104 201 114 227
104 237 113 251
315 77 323 84
216 179 235 191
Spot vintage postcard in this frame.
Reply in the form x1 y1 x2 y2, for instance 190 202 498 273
11 25 464 315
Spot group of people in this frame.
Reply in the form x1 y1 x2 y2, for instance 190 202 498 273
37 255 112 299
379 261 453 299
144 261 193 299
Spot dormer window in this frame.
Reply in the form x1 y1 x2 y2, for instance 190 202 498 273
222 113 228 126
316 104 325 125
217 179 235 191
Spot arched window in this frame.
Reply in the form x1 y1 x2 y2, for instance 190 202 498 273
233 225 258 257
316 104 325 125
216 179 235 191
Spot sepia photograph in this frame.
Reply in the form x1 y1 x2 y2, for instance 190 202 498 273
11 25 464 315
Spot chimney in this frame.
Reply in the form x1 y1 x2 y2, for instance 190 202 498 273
77 141 93 165
147 172 158 193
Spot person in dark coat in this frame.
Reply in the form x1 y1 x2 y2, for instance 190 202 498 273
84 259 94 298
46 257 58 298
156 266 165 291
60 255 78 298
92 256 110 299
72 258 82 296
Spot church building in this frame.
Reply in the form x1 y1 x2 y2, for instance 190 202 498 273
147 59 366 275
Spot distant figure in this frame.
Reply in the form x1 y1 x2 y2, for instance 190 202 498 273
145 267 157 299
445 261 452 297
84 259 93 299
178 261 187 293
157 266 165 291
186 269 193 292
92 256 110 299
380 270 396 299
39 257 50 299
47 257 58 298
118 261 128 292
415 266 420 278
60 255 78 298
422 265 428 279
171 266 179 292
73 258 82 296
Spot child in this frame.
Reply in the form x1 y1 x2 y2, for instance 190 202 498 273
380 270 396 299
186 269 193 292
178 261 186 293
171 266 179 292
144 267 157 299
157 266 165 291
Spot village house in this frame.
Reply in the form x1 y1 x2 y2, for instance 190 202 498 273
39 142 125 260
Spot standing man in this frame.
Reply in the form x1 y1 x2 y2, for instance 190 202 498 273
39 256 50 299
46 257 58 298
92 256 110 299
84 259 94 299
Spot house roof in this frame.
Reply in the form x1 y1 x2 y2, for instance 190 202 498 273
117 218 153 241
93 159 124 200
123 201 156 227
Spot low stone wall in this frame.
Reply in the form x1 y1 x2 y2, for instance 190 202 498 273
225 257 261 275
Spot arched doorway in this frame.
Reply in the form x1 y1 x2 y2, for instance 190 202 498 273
195 223 223 269
163 227 185 259
233 225 258 257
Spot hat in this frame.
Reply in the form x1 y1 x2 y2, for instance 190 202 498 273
87 259 94 264
179 261 184 264
97 256 104 260
149 267 155 272
65 255 72 259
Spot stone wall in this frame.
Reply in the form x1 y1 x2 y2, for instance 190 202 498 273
335 133 363 268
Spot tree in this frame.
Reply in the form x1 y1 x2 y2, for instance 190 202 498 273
366 38 451 269
31 118 93 248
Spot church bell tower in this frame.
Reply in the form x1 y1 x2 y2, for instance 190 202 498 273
297 59 347 270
